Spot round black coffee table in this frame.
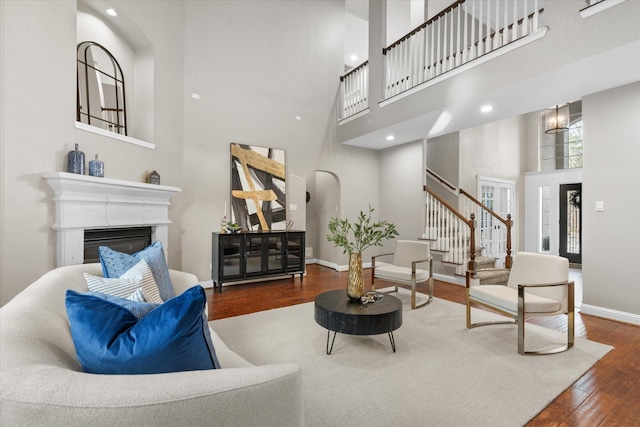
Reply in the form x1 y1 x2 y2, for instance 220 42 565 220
314 290 403 354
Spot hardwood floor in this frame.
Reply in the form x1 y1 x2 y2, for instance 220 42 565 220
206 264 640 426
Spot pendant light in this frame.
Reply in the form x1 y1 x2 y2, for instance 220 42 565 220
544 104 570 134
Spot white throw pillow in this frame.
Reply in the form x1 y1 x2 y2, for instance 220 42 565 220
84 259 163 304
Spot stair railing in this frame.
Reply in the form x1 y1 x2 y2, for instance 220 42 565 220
423 185 476 271
459 188 512 269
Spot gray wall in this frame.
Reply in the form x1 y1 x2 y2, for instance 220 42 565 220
582 82 640 315
378 140 425 255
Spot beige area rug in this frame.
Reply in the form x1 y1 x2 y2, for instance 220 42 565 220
211 288 612 427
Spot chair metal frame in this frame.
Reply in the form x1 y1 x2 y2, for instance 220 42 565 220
466 269 575 356
372 250 434 310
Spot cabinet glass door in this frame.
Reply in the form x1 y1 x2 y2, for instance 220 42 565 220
286 233 304 272
221 235 243 279
245 236 264 275
266 235 284 273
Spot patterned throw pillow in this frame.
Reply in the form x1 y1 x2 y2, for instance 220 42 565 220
84 259 163 304
83 291 159 319
66 286 220 374
99 241 175 301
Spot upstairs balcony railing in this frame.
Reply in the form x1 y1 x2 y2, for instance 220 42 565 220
338 0 546 120
383 0 544 100
339 61 369 120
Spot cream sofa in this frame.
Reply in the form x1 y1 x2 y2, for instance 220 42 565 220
0 264 303 426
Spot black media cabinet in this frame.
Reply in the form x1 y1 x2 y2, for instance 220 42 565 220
211 231 305 292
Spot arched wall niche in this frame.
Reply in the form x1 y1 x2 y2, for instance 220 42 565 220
76 1 154 147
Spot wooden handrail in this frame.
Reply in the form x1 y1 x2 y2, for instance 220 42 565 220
384 0 466 54
340 60 369 82
424 185 477 270
383 2 544 55
459 188 510 225
426 168 457 192
459 188 512 269
423 185 469 224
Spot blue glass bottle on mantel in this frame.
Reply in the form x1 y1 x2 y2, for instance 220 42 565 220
89 154 104 177
67 143 85 174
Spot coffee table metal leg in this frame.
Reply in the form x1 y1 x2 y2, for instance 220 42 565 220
326 330 337 355
388 332 396 353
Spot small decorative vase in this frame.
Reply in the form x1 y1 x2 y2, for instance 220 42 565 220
346 252 365 301
68 143 85 175
220 216 228 233
88 154 104 177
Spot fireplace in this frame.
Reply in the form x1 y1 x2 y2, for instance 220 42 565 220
84 227 152 263
43 172 181 267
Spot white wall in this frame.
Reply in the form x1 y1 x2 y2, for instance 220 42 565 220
0 0 185 305
459 115 527 251
582 82 640 316
180 0 380 280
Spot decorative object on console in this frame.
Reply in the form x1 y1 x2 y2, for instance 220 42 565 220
226 221 241 233
230 143 286 231
68 143 85 174
327 206 399 300
148 170 160 185
88 154 104 177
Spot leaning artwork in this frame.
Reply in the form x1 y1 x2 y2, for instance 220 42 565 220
230 143 286 231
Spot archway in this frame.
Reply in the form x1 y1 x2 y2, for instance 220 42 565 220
305 171 340 268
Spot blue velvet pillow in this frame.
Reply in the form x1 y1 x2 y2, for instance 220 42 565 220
66 286 220 374
99 241 175 301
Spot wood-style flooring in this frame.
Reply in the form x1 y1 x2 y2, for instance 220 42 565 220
206 264 640 426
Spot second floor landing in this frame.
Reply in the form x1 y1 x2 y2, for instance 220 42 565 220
337 0 640 150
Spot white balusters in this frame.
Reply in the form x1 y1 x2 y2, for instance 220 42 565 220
339 62 369 120
365 1 547 107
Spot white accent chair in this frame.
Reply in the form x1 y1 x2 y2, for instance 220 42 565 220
371 240 433 309
466 252 575 355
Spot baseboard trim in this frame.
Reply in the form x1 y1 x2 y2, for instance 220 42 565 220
580 304 640 326
434 273 466 286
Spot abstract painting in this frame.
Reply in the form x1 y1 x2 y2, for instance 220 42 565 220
230 143 286 231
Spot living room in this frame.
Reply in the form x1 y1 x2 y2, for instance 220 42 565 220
1 0 638 322
1 0 639 425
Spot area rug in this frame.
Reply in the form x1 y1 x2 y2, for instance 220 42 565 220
211 289 612 427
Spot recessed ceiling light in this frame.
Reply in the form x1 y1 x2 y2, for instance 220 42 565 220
481 105 493 113
105 8 118 17
350 54 358 62
386 135 395 141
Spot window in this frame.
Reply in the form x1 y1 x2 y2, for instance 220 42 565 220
540 186 551 252
540 100 582 171
77 41 127 136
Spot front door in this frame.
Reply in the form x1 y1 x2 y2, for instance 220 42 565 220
559 183 581 264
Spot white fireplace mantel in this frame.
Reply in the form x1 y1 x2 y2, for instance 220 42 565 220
43 172 181 267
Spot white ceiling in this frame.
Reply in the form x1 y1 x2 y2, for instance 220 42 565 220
341 38 640 150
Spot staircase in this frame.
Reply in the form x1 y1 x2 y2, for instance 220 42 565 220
423 180 512 284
